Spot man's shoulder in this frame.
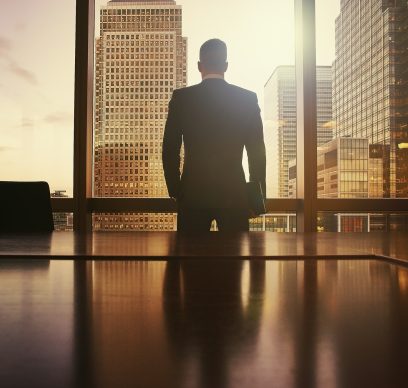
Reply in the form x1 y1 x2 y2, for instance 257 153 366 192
172 84 201 98
174 83 256 97
226 83 257 100
172 82 258 106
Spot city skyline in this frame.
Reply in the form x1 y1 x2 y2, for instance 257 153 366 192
0 0 339 196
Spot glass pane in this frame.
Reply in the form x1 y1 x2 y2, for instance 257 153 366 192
0 0 75 196
93 213 177 231
317 212 408 232
265 66 297 198
93 0 295 230
52 212 73 231
92 212 297 232
316 0 408 199
279 65 333 199
250 213 296 232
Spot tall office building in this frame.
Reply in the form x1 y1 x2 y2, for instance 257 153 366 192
333 0 408 198
94 0 187 230
264 66 333 198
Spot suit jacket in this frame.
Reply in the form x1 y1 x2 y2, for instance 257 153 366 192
162 78 266 209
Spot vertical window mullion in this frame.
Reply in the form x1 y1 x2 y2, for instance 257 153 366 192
295 0 318 232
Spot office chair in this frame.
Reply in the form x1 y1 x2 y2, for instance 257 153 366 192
0 181 54 233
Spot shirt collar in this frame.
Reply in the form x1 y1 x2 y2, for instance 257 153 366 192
202 73 225 80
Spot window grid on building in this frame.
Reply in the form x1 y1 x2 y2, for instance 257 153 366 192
94 0 187 231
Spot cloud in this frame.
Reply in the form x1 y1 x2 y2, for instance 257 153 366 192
8 113 73 131
0 146 14 152
43 112 73 124
0 36 37 86
22 118 34 127
6 59 37 85
0 36 12 52
14 23 27 32
12 118 34 129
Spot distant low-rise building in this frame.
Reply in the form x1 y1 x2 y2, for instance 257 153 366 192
317 137 369 199
288 137 380 231
50 190 73 231
250 214 296 232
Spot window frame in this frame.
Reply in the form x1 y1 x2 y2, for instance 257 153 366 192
51 0 407 232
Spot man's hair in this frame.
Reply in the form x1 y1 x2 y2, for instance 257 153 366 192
199 39 227 72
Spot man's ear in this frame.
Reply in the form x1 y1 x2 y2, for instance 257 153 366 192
224 62 229 72
198 61 202 73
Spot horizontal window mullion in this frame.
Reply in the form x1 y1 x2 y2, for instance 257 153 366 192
51 198 75 212
265 199 301 212
86 198 300 213
53 198 407 214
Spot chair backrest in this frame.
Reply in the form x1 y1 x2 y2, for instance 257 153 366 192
0 181 54 233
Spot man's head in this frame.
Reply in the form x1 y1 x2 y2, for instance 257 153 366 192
198 39 228 77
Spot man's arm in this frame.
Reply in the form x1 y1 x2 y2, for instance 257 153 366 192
245 95 266 198
162 90 183 199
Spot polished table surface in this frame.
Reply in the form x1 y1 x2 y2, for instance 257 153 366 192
1 231 408 263
2 233 408 387
1 258 408 388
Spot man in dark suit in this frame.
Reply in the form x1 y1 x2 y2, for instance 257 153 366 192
162 39 266 231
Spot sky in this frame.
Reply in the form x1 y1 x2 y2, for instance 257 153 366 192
0 0 340 196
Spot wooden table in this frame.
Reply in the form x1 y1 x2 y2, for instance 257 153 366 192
2 232 408 387
0 231 408 265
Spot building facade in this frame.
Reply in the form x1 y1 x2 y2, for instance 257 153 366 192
264 66 333 198
94 0 187 230
51 190 73 231
333 0 408 198
289 137 375 231
249 214 296 232
317 137 369 199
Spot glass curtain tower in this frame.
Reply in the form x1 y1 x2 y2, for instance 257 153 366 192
264 66 333 198
333 0 408 198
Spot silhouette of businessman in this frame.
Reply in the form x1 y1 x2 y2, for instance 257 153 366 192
162 39 266 231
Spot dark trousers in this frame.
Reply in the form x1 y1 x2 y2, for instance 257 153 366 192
177 207 249 232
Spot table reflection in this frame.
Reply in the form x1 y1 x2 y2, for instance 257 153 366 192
1 259 408 388
0 260 74 388
162 260 265 388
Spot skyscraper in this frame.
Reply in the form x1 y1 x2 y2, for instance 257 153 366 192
94 0 187 230
333 0 408 198
264 66 333 198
